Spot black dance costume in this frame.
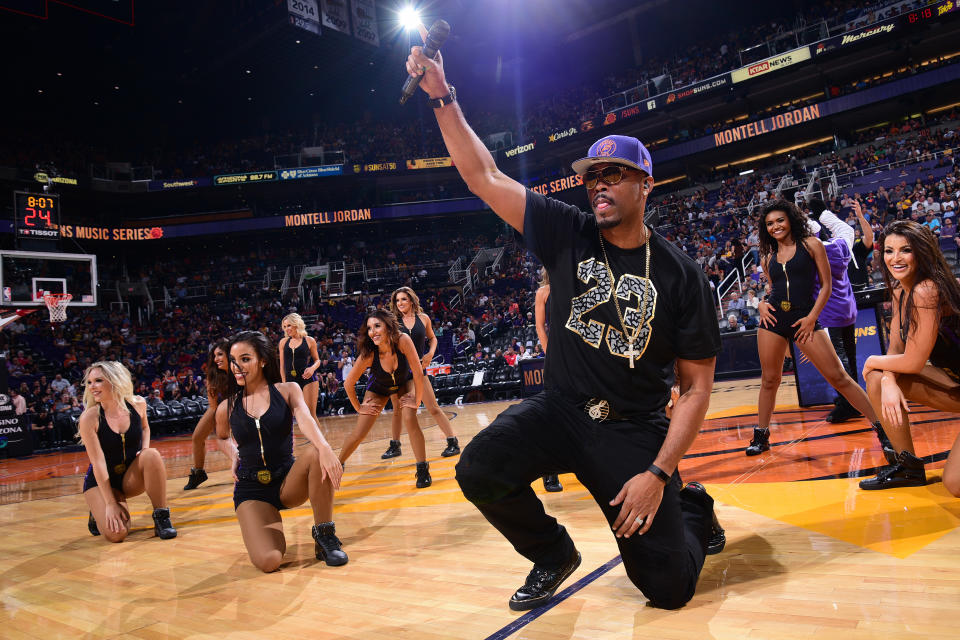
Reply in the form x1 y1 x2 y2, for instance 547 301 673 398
898 294 960 383
762 240 823 341
231 385 296 511
400 314 428 367
366 345 412 396
284 337 318 388
82 402 142 493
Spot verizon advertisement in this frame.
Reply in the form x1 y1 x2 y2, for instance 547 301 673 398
732 46 811 83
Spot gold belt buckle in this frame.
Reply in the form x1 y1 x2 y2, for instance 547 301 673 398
256 469 272 485
584 398 610 422
113 463 126 475
779 301 792 312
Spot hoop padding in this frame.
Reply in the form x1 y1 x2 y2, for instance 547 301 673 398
43 293 72 323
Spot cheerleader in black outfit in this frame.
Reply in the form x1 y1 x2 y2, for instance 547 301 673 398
749 199 881 455
215 331 346 572
184 338 238 490
381 287 460 460
340 309 428 487
79 361 177 542
858 221 960 491
533 269 563 492
279 313 323 433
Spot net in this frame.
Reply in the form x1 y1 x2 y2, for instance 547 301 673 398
43 293 72 323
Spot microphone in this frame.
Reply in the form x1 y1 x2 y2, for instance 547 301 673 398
400 19 450 104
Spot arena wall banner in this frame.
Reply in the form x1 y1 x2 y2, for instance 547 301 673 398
547 127 578 143
352 161 399 173
279 165 343 180
662 73 732 105
213 171 278 186
653 60 960 164
406 157 455 170
813 19 899 57
731 46 811 83
0 414 32 458
320 0 350 33
288 0 321 35
147 177 211 191
519 359 545 396
350 0 379 46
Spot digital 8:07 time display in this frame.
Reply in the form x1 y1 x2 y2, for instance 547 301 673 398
14 191 60 240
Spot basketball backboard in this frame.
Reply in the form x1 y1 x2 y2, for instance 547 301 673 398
0 250 97 307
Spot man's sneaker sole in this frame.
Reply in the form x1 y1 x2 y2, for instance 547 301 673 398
508 552 582 611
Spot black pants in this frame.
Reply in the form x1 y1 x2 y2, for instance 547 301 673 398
828 324 858 405
455 390 713 610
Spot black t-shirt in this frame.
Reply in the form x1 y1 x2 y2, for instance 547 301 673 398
849 239 872 288
522 189 721 431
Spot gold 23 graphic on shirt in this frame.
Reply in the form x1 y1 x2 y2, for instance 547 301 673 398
565 258 657 360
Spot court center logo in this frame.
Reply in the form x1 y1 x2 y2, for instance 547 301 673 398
596 139 617 156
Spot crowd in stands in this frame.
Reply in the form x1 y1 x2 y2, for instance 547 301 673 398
0 0 935 183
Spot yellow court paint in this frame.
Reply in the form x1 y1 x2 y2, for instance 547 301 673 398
709 475 960 558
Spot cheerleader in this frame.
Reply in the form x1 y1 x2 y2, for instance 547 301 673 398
184 338 238 490
381 287 460 460
79 361 177 542
215 331 346 571
534 269 562 492
279 313 323 432
748 199 881 455
340 309 429 488
858 221 960 491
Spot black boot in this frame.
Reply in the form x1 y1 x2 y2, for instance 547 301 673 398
872 422 898 465
683 482 726 555
183 467 208 490
415 461 432 488
152 507 178 539
312 522 348 566
381 440 402 459
509 549 581 611
88 511 100 536
745 427 770 456
825 398 861 423
859 450 926 490
440 436 461 457
543 474 563 492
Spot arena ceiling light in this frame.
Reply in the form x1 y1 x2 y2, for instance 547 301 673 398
399 6 421 30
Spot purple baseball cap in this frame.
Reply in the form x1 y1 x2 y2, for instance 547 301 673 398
571 135 653 178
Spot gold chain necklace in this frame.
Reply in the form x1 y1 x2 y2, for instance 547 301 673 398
598 224 652 369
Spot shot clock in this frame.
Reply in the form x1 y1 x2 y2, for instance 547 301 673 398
14 191 61 240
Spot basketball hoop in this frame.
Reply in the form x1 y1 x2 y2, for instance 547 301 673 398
43 293 72 324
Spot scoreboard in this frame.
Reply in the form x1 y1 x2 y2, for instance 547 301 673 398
13 192 60 241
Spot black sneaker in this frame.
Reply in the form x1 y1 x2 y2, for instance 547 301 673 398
152 507 178 539
440 436 461 457
543 474 563 492
312 522 348 566
183 467 209 490
509 549 582 611
859 451 926 490
825 401 861 424
88 511 100 536
683 482 725 555
381 440 402 459
415 461 432 488
745 427 770 456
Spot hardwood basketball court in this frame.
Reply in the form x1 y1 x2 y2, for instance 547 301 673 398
2 378 959 639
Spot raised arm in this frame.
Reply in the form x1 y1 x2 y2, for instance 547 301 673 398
854 199 874 251
408 27 526 232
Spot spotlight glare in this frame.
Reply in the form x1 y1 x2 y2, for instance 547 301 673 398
399 6 420 30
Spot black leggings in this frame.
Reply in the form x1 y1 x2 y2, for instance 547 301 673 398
828 324 858 385
455 390 713 610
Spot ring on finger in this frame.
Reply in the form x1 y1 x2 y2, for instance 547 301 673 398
419 65 426 74
634 515 645 527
